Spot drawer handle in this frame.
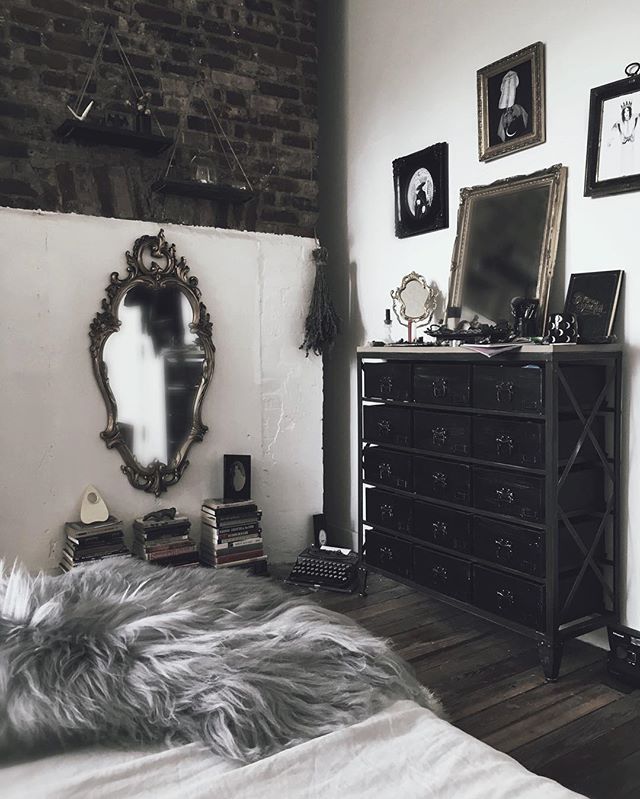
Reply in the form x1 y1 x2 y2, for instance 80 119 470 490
379 545 394 564
496 380 515 404
378 462 392 481
432 521 448 540
377 419 392 436
380 503 394 521
432 565 448 582
496 487 515 505
495 434 514 456
432 426 448 446
496 588 515 609
379 376 393 396
495 537 513 562
432 472 448 492
432 378 448 399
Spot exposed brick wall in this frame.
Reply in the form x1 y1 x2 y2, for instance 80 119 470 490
0 0 318 236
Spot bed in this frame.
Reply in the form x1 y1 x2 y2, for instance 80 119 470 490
1 700 583 798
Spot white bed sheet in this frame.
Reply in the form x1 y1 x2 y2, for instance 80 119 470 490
1 700 584 799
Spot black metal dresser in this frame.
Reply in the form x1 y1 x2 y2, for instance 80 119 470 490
358 344 622 680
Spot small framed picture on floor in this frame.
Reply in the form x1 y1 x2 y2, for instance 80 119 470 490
392 142 449 238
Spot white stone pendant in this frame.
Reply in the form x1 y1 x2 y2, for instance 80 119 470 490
80 485 109 524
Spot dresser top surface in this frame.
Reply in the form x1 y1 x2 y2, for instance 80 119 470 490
358 344 622 362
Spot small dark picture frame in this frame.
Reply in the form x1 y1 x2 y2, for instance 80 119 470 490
564 270 623 342
223 454 251 502
477 42 545 162
584 74 640 197
393 142 448 238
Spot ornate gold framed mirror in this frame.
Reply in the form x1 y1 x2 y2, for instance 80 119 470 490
390 271 441 342
90 230 215 495
448 164 567 334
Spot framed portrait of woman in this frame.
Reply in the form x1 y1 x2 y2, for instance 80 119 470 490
584 73 640 197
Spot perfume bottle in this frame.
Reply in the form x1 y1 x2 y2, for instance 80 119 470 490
383 308 394 344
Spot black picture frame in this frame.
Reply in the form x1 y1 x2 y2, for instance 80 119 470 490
585 74 640 197
477 42 545 162
223 454 251 502
393 142 448 238
564 270 623 342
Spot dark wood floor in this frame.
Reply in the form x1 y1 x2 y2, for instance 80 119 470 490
296 572 640 799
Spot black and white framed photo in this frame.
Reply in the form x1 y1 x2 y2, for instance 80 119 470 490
223 454 251 501
477 42 545 162
584 74 640 197
564 270 623 342
392 142 448 238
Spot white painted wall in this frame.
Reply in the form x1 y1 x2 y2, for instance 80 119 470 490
0 207 322 571
320 0 640 626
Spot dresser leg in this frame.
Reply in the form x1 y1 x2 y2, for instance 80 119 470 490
537 639 563 682
359 565 369 597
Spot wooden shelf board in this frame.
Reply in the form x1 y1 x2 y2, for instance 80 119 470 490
151 178 255 203
55 119 172 154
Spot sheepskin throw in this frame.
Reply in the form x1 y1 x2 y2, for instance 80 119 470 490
0 558 441 762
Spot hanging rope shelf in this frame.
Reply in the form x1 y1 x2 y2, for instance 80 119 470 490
151 77 255 204
54 25 172 154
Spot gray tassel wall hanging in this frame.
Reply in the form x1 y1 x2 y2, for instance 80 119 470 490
300 245 340 357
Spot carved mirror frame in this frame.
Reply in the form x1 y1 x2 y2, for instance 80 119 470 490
89 229 215 496
390 271 438 325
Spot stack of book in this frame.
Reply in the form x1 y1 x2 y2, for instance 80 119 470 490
60 516 129 573
132 511 199 567
200 498 266 569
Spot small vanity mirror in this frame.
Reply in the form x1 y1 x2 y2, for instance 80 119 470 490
90 230 215 495
391 271 440 340
448 165 567 334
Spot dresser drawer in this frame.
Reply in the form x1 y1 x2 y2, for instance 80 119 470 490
414 547 471 601
365 488 413 534
414 502 471 553
473 418 545 467
363 362 411 402
363 447 412 490
473 365 544 414
365 529 412 579
474 467 545 521
473 517 545 576
363 405 411 446
414 410 471 456
414 457 471 505
413 364 471 406
473 565 544 629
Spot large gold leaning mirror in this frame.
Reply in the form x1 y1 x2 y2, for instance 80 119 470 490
448 164 567 334
90 230 215 496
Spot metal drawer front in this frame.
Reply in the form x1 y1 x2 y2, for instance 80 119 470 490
363 447 412 491
363 405 411 446
363 362 411 402
413 547 471 601
473 417 544 467
414 456 471 506
473 516 545 577
413 364 471 407
365 529 412 579
473 365 544 414
473 565 544 630
414 502 471 553
414 410 471 456
365 488 413 534
474 467 545 522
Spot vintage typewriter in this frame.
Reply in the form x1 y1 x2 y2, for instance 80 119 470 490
287 545 361 593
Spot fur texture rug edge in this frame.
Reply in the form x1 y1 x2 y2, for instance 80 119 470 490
0 558 442 763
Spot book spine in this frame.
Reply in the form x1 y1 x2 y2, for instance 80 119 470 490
140 535 192 549
205 536 263 552
201 502 258 513
214 548 264 565
201 507 259 521
201 519 261 533
147 544 198 561
215 555 268 568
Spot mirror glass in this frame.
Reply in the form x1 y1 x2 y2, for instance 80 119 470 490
103 284 205 466
449 166 567 333
401 278 431 319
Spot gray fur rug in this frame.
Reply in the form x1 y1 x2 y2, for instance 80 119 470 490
0 558 441 763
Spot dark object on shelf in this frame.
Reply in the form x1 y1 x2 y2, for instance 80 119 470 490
313 513 328 547
287 545 360 593
393 142 449 238
564 270 623 343
358 345 622 681
151 178 254 203
546 313 578 343
511 297 539 337
223 455 251 502
427 320 513 344
143 507 177 522
608 624 640 687
56 119 172 154
584 72 640 197
104 112 130 129
300 246 341 357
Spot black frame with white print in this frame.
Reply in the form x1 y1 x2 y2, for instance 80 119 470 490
393 142 449 238
585 73 640 197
